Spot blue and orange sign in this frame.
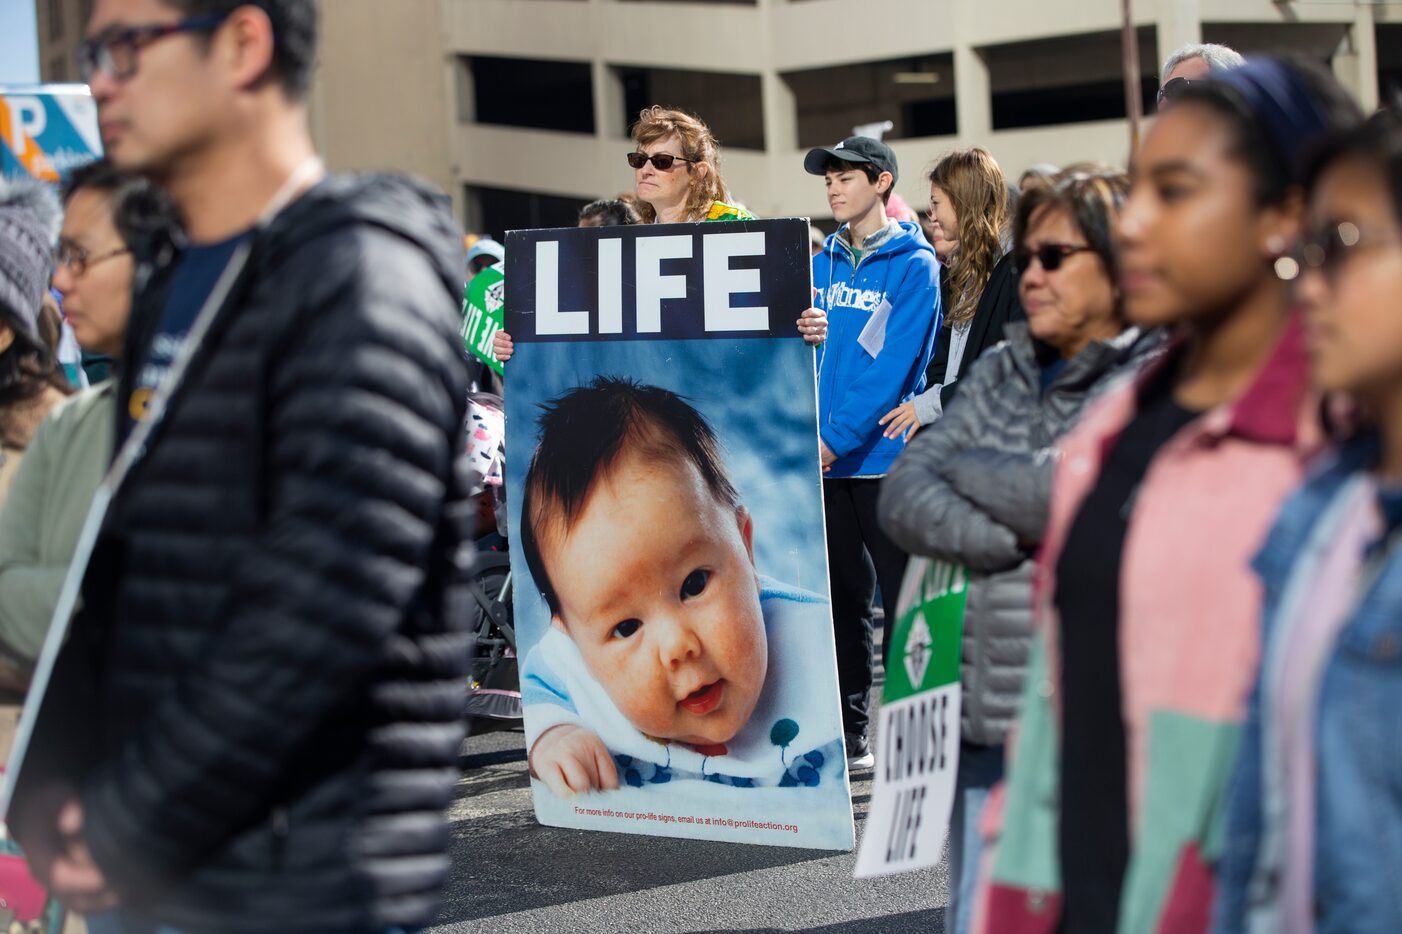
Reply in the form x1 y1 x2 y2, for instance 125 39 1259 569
0 85 102 182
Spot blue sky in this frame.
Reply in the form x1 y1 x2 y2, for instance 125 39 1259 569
0 4 41 85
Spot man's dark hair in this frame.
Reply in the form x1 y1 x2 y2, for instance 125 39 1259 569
578 199 639 227
162 0 318 99
63 159 179 253
822 156 892 204
520 377 740 616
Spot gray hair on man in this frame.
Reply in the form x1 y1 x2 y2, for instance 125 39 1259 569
1161 42 1246 83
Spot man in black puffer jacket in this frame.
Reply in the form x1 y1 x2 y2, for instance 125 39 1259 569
11 2 472 932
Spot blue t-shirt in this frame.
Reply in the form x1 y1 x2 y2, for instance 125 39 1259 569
126 231 249 435
1039 356 1069 396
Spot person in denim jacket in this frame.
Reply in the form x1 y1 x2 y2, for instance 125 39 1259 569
1215 107 1402 934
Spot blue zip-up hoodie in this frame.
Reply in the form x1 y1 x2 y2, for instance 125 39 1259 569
815 219 942 478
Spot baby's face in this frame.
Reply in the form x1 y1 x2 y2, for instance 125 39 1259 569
541 449 768 747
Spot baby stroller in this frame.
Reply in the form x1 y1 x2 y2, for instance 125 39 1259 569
462 394 521 737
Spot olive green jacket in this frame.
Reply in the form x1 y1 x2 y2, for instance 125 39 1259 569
0 381 114 668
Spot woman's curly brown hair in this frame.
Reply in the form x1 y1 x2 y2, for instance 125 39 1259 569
631 106 731 224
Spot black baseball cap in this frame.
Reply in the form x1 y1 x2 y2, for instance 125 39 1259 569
804 136 899 184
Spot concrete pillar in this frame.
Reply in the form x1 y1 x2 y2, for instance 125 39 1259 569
593 59 625 140
1155 0 1202 81
1333 3 1378 113
754 0 799 216
953 44 991 142
435 1 465 222
760 70 798 155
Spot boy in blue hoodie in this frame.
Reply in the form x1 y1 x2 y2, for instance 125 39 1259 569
805 137 942 768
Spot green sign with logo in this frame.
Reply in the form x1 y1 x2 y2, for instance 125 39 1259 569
883 559 966 701
460 265 505 375
856 557 969 878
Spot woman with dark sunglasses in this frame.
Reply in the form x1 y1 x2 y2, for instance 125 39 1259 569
966 59 1361 934
626 105 751 225
494 106 824 361
1214 107 1402 934
1156 41 1244 111
878 167 1162 934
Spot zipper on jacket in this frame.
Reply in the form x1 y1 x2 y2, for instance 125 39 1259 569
826 247 853 433
824 241 890 439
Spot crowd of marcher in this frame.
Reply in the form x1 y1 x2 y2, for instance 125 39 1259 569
1 0 1401 929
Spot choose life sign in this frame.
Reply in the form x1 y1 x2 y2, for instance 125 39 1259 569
855 558 967 877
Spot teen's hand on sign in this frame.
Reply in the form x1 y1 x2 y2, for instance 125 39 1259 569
820 440 837 473
529 723 620 797
11 782 73 888
48 799 121 914
493 330 515 364
798 307 827 345
879 401 921 441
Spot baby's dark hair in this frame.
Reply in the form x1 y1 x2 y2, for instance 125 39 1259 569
521 377 740 616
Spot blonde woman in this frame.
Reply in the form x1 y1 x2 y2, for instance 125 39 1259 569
627 105 751 223
880 149 1023 440
494 106 824 361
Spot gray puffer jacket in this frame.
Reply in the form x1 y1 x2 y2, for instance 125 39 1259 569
879 322 1164 746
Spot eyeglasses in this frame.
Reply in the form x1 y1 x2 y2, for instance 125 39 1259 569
54 243 131 277
76 14 230 83
1156 76 1194 107
1300 221 1402 285
1014 243 1095 275
626 152 697 172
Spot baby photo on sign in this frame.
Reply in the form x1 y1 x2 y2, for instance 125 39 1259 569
506 340 852 852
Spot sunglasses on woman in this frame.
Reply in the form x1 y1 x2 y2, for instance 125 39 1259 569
1014 243 1095 275
626 152 697 172
1157 76 1194 107
1300 220 1402 286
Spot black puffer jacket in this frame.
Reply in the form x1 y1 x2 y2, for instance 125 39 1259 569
15 175 473 933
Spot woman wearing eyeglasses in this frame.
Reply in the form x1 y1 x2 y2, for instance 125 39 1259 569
0 161 174 695
493 106 825 362
967 60 1361 934
878 168 1162 934
1214 108 1402 934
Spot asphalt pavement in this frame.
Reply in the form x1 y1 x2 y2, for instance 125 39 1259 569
430 669 948 934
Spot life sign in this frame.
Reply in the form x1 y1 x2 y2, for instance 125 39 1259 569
503 218 811 343
855 558 968 878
